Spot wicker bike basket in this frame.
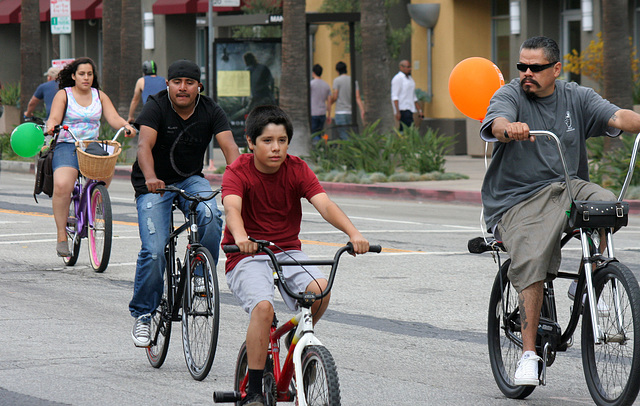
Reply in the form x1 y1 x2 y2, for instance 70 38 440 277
75 140 121 180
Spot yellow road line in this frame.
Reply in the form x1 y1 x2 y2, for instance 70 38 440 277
1 209 417 253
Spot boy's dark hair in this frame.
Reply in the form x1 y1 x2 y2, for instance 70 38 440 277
245 105 293 145
312 64 323 77
336 61 347 75
520 36 560 64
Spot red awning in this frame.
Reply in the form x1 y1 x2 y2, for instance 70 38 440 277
40 0 50 22
196 0 241 13
94 2 102 18
153 0 198 15
0 0 21 24
71 0 102 20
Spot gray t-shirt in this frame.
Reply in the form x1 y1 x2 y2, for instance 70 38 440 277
310 78 331 116
333 74 358 114
480 79 621 230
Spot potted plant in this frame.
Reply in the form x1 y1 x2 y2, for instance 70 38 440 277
0 82 21 134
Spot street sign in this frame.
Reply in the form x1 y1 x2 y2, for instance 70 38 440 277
212 0 240 6
50 0 71 34
51 58 74 69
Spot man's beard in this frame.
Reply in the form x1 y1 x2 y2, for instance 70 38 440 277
521 78 539 99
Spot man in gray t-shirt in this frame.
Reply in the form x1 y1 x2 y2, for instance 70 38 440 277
310 64 332 142
480 36 640 387
330 61 364 140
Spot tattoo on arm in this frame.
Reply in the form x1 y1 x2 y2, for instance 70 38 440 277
610 113 618 123
518 293 528 331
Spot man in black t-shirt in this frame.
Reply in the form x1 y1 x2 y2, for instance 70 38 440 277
129 59 239 347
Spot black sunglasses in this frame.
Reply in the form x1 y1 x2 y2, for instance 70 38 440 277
516 62 557 73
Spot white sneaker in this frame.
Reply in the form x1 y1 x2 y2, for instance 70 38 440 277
132 314 152 347
194 276 206 294
514 351 541 386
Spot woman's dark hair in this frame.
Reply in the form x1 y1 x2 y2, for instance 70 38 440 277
245 105 293 145
335 61 347 75
57 57 100 90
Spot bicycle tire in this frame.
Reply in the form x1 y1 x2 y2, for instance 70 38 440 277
182 246 219 381
581 261 640 406
63 200 80 266
234 342 277 406
88 184 112 273
301 345 341 406
487 259 536 399
146 258 172 368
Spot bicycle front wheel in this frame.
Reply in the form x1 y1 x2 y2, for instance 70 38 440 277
182 246 219 381
581 261 640 406
147 258 172 368
487 259 536 399
88 184 112 273
301 345 341 406
63 199 81 266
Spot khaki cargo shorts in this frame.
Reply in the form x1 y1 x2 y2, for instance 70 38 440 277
497 179 615 293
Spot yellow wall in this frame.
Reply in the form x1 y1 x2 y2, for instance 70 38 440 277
307 0 493 119
411 0 492 119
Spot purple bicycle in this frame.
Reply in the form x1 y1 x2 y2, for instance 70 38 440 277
59 125 128 272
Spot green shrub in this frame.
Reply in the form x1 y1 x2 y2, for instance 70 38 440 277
396 125 454 174
588 134 640 194
0 82 20 107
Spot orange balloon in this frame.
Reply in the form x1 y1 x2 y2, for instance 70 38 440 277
448 57 504 121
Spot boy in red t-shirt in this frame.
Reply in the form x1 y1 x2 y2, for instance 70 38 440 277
221 105 369 406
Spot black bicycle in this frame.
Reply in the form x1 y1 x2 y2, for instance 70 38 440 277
469 130 640 405
145 185 221 381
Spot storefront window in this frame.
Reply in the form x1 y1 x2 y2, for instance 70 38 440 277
492 0 510 79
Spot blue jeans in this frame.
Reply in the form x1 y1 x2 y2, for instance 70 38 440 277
311 115 326 144
129 175 223 317
334 113 352 140
399 110 414 130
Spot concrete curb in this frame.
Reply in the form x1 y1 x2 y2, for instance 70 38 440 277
5 160 640 212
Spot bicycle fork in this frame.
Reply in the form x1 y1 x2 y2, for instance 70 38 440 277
291 307 324 406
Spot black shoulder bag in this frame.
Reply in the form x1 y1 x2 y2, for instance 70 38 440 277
34 92 67 203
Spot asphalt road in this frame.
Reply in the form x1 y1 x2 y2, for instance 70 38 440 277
1 171 640 405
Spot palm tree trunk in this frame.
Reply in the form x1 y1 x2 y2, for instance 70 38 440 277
118 0 142 118
361 0 394 133
602 0 631 151
20 0 41 118
102 0 122 106
280 0 310 157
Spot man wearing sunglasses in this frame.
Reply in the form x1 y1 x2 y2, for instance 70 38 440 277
479 36 640 387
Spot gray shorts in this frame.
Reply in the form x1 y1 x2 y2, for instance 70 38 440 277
226 250 325 314
497 180 615 292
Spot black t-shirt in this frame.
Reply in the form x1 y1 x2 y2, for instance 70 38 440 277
130 90 230 196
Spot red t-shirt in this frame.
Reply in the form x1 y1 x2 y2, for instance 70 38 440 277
221 153 325 273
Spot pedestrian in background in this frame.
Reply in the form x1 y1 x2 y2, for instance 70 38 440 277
127 60 166 123
391 60 422 130
24 67 61 120
330 61 364 140
310 63 332 144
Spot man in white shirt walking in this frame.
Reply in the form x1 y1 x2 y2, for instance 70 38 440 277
391 60 423 130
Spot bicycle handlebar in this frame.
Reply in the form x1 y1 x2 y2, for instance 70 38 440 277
222 240 382 305
156 185 221 202
507 130 640 202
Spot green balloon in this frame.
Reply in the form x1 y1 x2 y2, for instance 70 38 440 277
10 122 45 158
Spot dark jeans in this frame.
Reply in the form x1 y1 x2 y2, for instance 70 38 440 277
399 110 414 130
311 115 326 143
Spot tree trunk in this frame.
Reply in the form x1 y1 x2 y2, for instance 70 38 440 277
602 0 631 151
102 0 122 107
20 0 41 120
360 0 394 133
118 0 142 118
280 0 310 157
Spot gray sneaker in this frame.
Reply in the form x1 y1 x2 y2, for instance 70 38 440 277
194 276 206 294
56 241 71 257
132 314 152 347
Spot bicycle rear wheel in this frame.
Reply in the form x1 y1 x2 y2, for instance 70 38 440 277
147 258 172 368
487 259 536 399
301 345 341 406
234 342 276 406
88 184 112 273
581 261 640 406
182 246 219 381
63 199 81 266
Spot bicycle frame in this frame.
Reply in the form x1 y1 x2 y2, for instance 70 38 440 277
67 176 103 242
